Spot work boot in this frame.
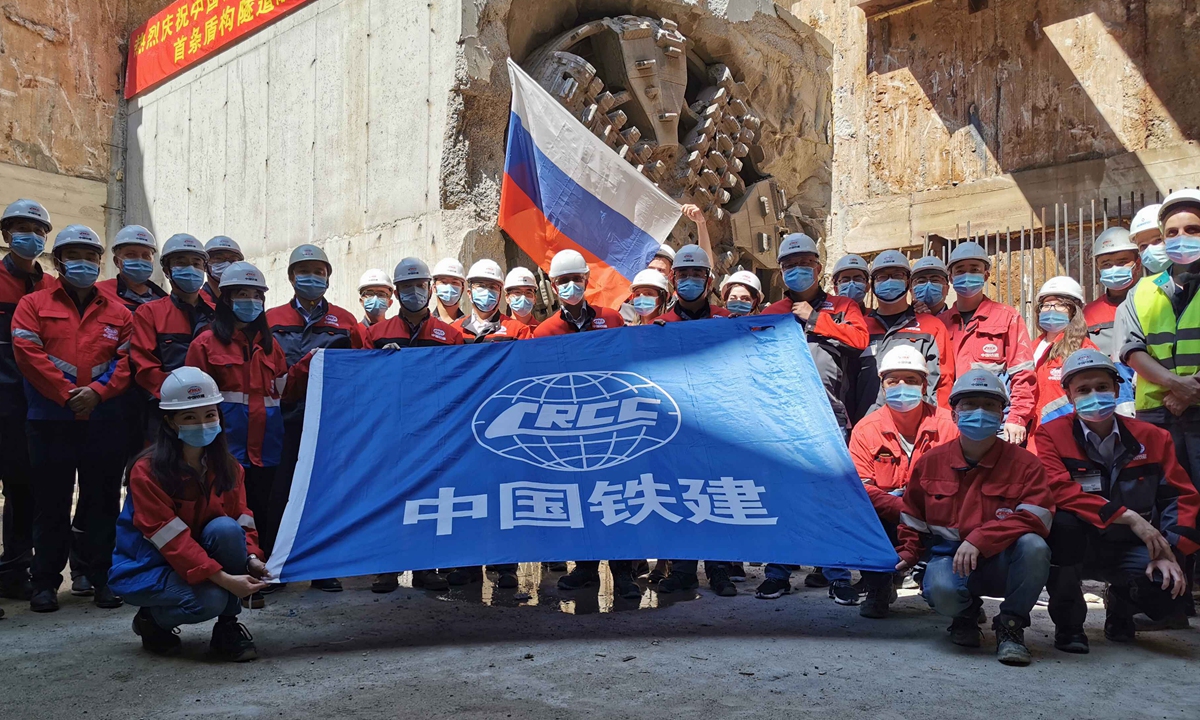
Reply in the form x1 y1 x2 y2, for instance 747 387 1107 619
647 561 669 584
542 561 568 572
632 560 650 578
1133 611 1190 631
371 574 399 594
948 615 982 648
0 574 33 601
1053 625 1089 654
412 570 449 591
728 562 747 582
612 573 643 600
829 579 860 606
132 608 181 656
93 584 124 609
708 566 738 597
556 566 600 591
30 588 59 613
654 572 699 594
859 584 896 619
446 567 482 586
754 577 791 600
804 567 830 588
993 615 1032 666
70 575 94 597
210 616 258 662
310 578 343 592
1104 584 1137 642
241 591 265 609
495 571 519 589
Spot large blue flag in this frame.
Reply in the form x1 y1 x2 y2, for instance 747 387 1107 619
267 315 898 581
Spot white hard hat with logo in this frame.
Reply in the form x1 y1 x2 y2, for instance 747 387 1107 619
159 366 224 411
778 233 818 262
394 257 432 283
1129 205 1162 240
112 225 157 252
912 255 950 278
1158 189 1200 227
1093 227 1137 257
549 249 589 278
878 345 929 378
52 225 104 254
288 244 331 271
206 235 243 258
467 259 505 284
720 270 762 297
162 233 209 261
948 241 991 270
655 244 677 262
504 267 537 291
358 268 392 292
831 254 868 279
432 258 466 280
218 261 268 291
672 244 711 272
631 269 670 294
1036 276 1085 305
870 250 911 276
1 199 52 232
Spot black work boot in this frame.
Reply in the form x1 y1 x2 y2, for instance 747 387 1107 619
1053 625 1089 654
1104 584 1137 643
654 572 699 594
132 608 181 656
612 573 643 600
859 583 897 619
93 584 124 609
949 614 982 648
30 588 59 613
371 574 399 594
495 570 519 589
412 569 449 591
993 614 1032 666
804 567 830 588
708 565 738 597
310 578 343 592
210 616 258 662
70 575 94 597
0 573 33 601
557 566 600 590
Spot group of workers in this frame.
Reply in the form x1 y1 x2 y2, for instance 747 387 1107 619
1 189 1199 667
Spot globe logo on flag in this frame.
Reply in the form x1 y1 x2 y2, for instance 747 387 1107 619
472 372 681 472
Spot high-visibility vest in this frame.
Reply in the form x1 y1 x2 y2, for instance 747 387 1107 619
1133 273 1200 410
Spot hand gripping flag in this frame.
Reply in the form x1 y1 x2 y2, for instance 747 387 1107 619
267 315 899 582
499 58 682 310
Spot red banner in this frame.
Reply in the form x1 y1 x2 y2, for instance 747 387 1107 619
125 0 316 99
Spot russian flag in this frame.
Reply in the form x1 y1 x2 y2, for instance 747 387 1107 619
499 58 682 309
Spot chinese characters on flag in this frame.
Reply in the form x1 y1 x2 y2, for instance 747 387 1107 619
125 0 316 99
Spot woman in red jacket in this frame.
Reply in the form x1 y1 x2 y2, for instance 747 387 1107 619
109 367 267 661
1030 277 1096 451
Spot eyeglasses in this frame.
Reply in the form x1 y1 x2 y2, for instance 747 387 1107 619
1039 301 1073 312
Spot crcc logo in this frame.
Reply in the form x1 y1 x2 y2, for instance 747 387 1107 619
472 372 681 472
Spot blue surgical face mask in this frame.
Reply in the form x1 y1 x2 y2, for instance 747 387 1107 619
1038 308 1071 334
471 287 499 314
436 283 462 306
120 258 154 285
61 259 100 289
177 420 221 448
9 232 45 260
676 277 707 302
1165 236 1200 266
362 296 389 316
952 272 986 298
208 261 232 281
171 266 205 294
557 281 585 306
632 296 659 317
1074 390 1117 423
508 294 533 317
885 383 924 413
956 407 1004 441
726 299 754 316
1141 243 1171 274
294 273 328 300
874 278 908 303
912 280 945 307
231 298 264 323
1099 265 1135 291
837 280 867 303
783 266 815 293
399 287 430 313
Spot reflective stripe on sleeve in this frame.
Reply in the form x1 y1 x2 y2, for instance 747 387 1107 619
148 516 189 549
1009 361 1035 373
47 355 79 377
900 512 929 532
929 525 961 541
237 514 256 530
1017 503 1054 530
12 329 43 346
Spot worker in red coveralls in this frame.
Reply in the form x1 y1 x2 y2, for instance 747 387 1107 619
1029 277 1098 451
1034 349 1198 653
897 369 1054 666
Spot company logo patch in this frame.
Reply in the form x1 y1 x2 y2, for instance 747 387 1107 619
324 314 339 326
995 507 1014 520
820 301 834 310
186 384 205 399
102 326 119 341
981 343 1000 358
472 372 681 472
432 328 446 339
593 319 607 328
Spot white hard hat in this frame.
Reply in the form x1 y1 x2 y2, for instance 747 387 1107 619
1093 227 1137 257
1129 205 1161 239
778 233 818 262
1158 189 1200 228
112 225 157 252
158 366 224 411
467 259 505 284
218 261 269 291
870 250 910 276
432 258 465 280
655 244 676 262
1 198 52 232
672 244 711 271
504 266 537 291
205 235 243 258
52 225 104 254
1036 276 1085 305
394 257 432 283
878 345 928 378
162 233 209 260
630 269 670 294
720 270 762 297
358 268 392 292
549 249 589 278
948 241 991 270
288 244 331 271
911 255 949 278
831 254 868 279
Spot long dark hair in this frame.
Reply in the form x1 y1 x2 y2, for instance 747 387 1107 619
212 288 274 353
128 410 241 499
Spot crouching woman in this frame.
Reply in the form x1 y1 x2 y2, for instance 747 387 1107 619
108 366 269 661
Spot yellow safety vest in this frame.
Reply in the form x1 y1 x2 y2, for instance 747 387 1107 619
1133 273 1200 410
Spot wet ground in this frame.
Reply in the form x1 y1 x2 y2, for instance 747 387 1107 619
2 563 1197 719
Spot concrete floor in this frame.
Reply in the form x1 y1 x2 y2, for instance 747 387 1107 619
1 564 1196 720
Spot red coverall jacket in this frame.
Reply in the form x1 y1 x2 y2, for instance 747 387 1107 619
859 308 955 412
366 313 465 348
130 294 215 398
1030 335 1099 445
659 302 731 322
848 402 959 522
1033 414 1200 555
533 304 625 337
897 439 1055 566
451 313 535 342
97 275 168 314
939 297 1037 429
12 285 132 421
0 256 58 413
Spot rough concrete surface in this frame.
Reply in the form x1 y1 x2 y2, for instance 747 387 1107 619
1 566 1195 719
